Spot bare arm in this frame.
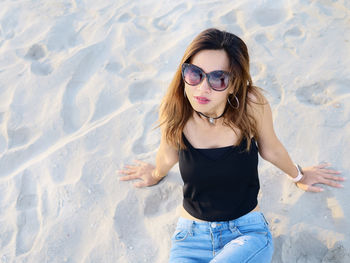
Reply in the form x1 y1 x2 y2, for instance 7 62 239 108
118 129 179 188
153 131 179 179
251 96 298 178
248 93 344 192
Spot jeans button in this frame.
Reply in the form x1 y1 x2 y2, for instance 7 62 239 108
211 223 217 228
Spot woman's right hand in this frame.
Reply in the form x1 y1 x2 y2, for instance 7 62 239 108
118 160 164 188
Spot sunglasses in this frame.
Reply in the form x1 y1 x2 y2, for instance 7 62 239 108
181 63 232 91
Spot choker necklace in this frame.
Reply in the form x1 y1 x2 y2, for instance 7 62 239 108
196 110 225 125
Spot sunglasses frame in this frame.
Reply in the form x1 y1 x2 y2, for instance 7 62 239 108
181 63 232 91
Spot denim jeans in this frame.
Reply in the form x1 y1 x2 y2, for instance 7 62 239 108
169 211 273 263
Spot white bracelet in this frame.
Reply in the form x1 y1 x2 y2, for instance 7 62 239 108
290 164 304 183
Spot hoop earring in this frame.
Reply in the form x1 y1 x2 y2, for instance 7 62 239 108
227 95 239 109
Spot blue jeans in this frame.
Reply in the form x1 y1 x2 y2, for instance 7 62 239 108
169 211 273 263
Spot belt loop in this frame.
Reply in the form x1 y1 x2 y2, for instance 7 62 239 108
189 221 194 236
261 213 269 225
229 219 235 230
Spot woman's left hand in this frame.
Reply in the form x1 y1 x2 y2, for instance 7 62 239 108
296 163 345 192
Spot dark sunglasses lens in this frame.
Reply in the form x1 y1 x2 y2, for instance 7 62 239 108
183 64 203 86
208 71 229 91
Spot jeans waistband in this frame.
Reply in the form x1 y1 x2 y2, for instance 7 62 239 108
176 211 268 232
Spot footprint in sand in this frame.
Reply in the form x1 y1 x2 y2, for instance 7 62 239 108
105 61 122 74
322 241 347 263
91 85 124 122
113 192 156 262
15 170 40 256
255 33 270 44
254 33 274 56
46 16 80 52
61 44 106 133
24 44 53 75
282 26 305 55
118 13 132 23
282 229 327 262
25 44 46 61
31 60 53 76
250 62 266 78
7 127 31 149
131 106 159 155
128 79 158 103
281 225 348 263
253 5 286 27
219 10 237 24
296 79 350 128
283 26 303 39
255 74 283 106
143 184 181 217
153 3 187 31
217 9 243 36
315 3 346 19
296 79 350 106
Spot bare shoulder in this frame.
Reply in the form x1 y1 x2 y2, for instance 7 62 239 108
246 87 269 120
246 87 280 156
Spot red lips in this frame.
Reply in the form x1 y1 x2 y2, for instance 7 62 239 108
194 96 210 104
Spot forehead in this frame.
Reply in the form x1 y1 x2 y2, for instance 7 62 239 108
190 49 229 72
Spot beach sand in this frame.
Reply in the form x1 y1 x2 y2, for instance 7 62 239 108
0 0 349 262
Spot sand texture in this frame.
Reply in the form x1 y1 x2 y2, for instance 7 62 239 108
0 0 349 262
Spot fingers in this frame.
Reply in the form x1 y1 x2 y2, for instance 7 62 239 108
299 174 345 192
118 161 148 183
315 162 332 168
117 166 140 181
312 163 345 187
315 163 341 173
134 181 149 188
119 160 145 172
117 162 142 178
123 165 138 170
118 168 136 175
306 185 324 192
317 168 345 187
319 169 341 175
118 174 139 181
323 174 346 182
320 178 344 188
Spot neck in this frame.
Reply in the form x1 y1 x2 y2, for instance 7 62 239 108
195 107 226 125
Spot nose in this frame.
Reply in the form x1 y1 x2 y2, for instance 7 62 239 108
197 77 211 93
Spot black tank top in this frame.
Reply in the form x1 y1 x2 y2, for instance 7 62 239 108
178 133 260 221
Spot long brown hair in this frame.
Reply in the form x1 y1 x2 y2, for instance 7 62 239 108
159 28 266 151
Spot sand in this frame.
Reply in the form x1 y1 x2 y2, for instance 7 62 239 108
0 0 349 262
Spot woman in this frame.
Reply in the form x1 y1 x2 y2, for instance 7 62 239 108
119 28 343 262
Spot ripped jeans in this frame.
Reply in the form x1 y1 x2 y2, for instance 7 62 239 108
169 211 273 263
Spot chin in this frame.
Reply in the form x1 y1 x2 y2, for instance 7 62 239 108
191 103 208 112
